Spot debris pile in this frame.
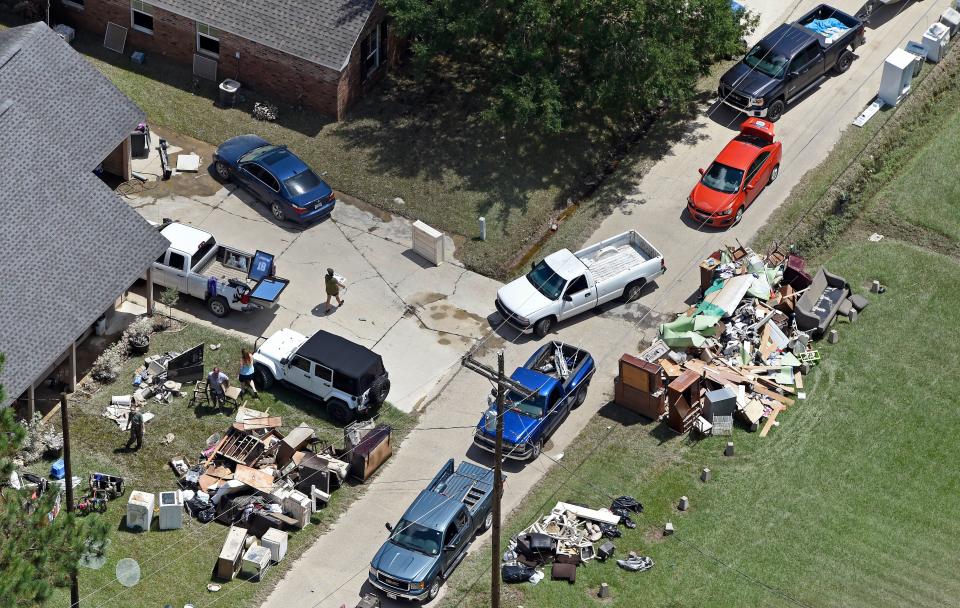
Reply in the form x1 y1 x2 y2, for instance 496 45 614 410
617 243 872 437
15 413 64 465
501 496 649 585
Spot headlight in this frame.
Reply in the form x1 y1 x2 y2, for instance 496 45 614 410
369 566 377 576
412 581 426 590
514 314 530 326
749 97 765 107
718 208 734 216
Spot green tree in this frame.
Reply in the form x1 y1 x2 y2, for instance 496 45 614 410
0 355 109 605
382 0 755 132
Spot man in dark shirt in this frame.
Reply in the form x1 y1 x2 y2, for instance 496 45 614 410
125 404 144 450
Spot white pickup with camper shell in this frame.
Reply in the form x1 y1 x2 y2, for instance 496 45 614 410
495 230 665 338
150 221 289 317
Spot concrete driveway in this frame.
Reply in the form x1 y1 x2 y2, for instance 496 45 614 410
126 1 951 605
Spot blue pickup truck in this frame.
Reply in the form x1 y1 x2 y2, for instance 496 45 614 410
369 459 494 602
473 342 595 461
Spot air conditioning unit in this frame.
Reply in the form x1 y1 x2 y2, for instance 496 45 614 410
126 491 155 532
158 490 183 530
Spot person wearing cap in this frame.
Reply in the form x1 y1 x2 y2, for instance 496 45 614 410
324 268 345 313
125 404 145 451
207 367 229 407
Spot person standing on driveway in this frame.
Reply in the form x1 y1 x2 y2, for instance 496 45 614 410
324 268 345 313
125 404 144 451
238 349 258 398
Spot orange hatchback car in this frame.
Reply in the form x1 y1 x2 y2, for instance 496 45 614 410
687 118 782 228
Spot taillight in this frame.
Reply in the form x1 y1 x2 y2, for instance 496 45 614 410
291 204 307 214
661 259 666 272
324 192 335 203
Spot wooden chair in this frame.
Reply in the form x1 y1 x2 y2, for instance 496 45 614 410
190 380 210 407
223 385 244 409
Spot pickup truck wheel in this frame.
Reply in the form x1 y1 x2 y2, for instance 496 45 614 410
327 398 354 426
428 578 441 600
766 100 785 123
271 202 287 222
214 160 230 181
207 296 230 318
369 377 390 407
621 280 647 303
253 364 274 390
835 50 855 75
532 317 553 339
530 440 543 460
573 384 589 408
480 510 493 533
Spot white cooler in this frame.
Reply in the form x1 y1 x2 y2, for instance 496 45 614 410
261 528 288 563
126 491 155 532
158 490 183 530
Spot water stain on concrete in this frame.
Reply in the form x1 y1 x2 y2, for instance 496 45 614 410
409 292 447 307
337 191 394 223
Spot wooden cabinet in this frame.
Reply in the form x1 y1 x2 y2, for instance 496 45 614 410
614 354 666 420
667 370 703 434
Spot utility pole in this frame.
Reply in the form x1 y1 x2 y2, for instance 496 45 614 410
461 351 527 608
60 393 80 608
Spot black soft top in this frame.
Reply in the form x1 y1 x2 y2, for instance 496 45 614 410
298 330 385 381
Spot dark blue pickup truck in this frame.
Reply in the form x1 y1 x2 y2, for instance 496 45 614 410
369 460 494 602
473 342 594 461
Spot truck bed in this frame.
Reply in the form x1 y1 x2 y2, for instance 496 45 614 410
527 342 590 382
796 4 861 46
575 231 658 284
194 246 252 283
430 460 493 515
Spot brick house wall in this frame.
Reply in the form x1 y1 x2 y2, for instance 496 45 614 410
56 0 391 119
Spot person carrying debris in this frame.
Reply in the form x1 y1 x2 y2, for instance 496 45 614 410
324 268 345 313
208 367 230 407
125 404 144 451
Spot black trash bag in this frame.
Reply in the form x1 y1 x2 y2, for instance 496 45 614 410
197 507 215 523
501 563 536 584
600 523 622 538
618 513 637 529
612 495 643 513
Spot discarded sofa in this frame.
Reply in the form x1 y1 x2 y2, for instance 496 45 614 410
795 268 849 337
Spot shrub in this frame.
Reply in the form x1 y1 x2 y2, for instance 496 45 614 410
123 317 154 344
91 342 127 383
253 102 278 121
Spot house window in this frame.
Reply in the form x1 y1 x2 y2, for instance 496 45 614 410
62 0 84 10
197 22 221 58
130 1 155 34
359 22 388 81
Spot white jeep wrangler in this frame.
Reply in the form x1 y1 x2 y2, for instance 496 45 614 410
253 329 390 425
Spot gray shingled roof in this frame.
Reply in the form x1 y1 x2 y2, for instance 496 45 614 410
153 0 377 71
0 23 169 408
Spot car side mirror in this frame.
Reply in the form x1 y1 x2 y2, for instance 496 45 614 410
563 294 573 302
490 388 497 398
788 71 800 79
280 358 289 366
698 168 705 176
746 184 755 191
444 543 456 552
385 522 393 533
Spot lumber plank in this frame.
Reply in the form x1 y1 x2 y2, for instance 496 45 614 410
759 405 784 437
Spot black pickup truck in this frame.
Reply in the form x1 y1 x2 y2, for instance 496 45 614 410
718 4 865 122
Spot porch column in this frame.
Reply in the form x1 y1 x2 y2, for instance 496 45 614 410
27 384 35 420
68 341 77 392
146 266 155 316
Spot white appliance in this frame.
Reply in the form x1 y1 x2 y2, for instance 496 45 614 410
922 22 950 63
879 49 918 107
941 8 960 36
126 491 155 532
158 490 183 530
282 490 312 529
241 545 272 581
261 528 288 563
904 41 928 76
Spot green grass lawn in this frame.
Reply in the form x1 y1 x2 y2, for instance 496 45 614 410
34 321 413 608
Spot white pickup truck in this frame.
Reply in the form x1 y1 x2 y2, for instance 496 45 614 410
495 230 665 338
151 221 289 317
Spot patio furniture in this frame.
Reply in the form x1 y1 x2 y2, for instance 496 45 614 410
190 380 209 407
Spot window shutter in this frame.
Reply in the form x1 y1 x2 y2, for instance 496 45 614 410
379 21 388 67
359 36 369 82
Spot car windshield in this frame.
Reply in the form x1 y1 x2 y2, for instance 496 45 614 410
743 43 790 79
526 261 566 301
701 163 744 194
284 169 324 196
506 390 547 418
390 520 442 556
238 144 275 164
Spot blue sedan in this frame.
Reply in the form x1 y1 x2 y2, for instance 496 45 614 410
213 135 336 224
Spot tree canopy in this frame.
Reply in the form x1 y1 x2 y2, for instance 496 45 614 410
382 0 755 132
0 355 109 605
